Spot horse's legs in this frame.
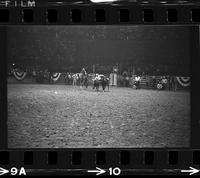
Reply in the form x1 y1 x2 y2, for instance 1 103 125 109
97 83 100 92
85 80 88 88
80 81 82 89
80 79 84 89
93 81 96 90
102 83 105 92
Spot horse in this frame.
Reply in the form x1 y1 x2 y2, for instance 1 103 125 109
79 73 89 89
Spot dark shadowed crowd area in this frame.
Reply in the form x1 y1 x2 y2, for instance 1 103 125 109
7 26 190 75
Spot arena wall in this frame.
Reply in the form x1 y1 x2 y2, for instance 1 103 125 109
7 75 190 91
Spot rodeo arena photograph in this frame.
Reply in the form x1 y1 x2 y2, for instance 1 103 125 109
6 25 191 148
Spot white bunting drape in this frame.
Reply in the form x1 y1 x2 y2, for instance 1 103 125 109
176 77 190 87
51 73 62 81
13 70 27 81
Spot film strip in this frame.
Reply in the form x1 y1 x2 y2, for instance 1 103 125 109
0 150 200 175
0 0 200 176
0 3 200 24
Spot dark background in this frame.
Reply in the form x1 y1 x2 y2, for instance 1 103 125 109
7 26 190 75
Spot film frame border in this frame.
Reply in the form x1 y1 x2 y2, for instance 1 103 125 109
0 2 200 176
0 4 200 24
0 149 200 175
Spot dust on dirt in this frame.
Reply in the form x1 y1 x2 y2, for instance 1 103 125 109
7 84 190 148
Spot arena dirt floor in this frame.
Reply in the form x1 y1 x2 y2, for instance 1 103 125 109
8 84 190 148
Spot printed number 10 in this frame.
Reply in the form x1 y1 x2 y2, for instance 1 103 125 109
109 167 121 176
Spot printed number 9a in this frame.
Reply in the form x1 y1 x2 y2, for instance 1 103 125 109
11 167 26 176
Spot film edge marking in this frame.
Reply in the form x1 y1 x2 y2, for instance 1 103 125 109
0 167 9 176
181 167 199 175
87 167 106 175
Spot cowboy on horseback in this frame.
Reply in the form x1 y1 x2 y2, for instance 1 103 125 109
81 67 87 76
80 67 88 89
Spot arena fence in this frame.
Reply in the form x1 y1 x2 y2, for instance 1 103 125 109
7 70 190 91
128 75 190 91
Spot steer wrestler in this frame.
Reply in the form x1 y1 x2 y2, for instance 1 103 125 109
101 76 109 92
93 74 101 91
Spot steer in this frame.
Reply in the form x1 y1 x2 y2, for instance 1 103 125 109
92 74 109 92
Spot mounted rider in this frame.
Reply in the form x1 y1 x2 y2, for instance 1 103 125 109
81 67 87 76
80 67 88 88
